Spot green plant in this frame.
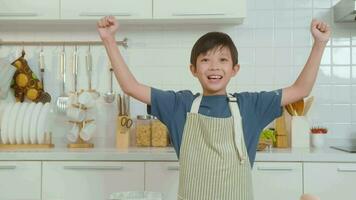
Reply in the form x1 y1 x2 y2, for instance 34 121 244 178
260 128 276 142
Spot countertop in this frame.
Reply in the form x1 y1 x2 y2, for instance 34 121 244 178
1 146 356 162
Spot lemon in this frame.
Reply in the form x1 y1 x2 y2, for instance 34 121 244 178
26 88 39 100
15 73 29 87
13 60 23 69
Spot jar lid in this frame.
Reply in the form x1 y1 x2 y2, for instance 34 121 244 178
137 115 152 120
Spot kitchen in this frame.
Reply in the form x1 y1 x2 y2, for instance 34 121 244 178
0 0 355 200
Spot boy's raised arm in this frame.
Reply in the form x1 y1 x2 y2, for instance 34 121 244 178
97 16 151 105
281 19 331 106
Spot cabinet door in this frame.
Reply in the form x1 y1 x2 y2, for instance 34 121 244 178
0 161 41 200
304 163 356 200
252 162 303 200
43 161 144 200
145 162 179 200
0 0 59 20
61 0 152 20
153 0 245 21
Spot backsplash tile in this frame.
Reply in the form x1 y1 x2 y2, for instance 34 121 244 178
0 0 355 144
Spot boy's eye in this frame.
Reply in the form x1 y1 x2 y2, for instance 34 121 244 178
201 58 209 62
220 58 228 62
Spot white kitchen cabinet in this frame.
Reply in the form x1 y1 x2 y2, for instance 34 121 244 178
252 162 303 200
145 162 179 200
0 161 41 200
304 163 356 200
153 0 246 23
0 0 59 20
61 0 152 20
42 161 144 200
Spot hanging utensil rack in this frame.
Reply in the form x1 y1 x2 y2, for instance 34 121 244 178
0 38 128 48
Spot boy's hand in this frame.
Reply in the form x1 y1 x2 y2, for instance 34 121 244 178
310 19 331 44
97 16 119 41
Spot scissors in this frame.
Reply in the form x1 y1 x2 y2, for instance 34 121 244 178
120 116 133 128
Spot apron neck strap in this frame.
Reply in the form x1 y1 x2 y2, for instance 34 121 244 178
190 93 241 117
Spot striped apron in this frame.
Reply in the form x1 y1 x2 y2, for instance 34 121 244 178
177 94 254 200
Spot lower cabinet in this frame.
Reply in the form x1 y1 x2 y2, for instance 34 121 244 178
0 161 41 200
304 163 356 200
252 162 303 200
3 160 356 200
145 162 179 199
42 161 144 200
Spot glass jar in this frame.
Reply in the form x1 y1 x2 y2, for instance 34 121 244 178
135 115 152 147
151 117 169 147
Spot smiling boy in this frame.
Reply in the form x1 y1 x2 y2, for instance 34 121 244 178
97 16 331 200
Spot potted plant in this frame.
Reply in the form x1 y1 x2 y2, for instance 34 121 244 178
310 126 328 148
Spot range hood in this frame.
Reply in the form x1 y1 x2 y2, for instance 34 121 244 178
334 0 356 22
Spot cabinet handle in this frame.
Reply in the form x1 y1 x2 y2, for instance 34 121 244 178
79 12 132 17
0 165 17 170
172 13 225 16
0 12 38 17
63 166 124 170
337 167 356 172
257 167 294 171
167 166 179 171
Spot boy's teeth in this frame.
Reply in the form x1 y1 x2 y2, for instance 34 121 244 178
208 75 222 79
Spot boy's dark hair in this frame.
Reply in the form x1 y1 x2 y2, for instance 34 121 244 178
190 32 238 67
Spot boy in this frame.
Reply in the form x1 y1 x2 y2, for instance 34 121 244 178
97 16 331 200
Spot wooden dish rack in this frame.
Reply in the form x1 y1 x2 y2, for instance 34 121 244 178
0 132 54 149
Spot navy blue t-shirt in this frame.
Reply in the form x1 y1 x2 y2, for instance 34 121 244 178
148 88 283 167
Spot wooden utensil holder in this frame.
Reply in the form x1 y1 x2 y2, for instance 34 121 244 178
67 119 94 148
0 132 54 149
274 109 289 148
116 116 130 149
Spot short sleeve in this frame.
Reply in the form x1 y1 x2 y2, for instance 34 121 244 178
254 89 283 128
148 88 177 126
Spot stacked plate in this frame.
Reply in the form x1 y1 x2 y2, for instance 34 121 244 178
0 102 53 145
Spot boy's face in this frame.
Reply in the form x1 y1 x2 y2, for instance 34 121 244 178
190 46 239 96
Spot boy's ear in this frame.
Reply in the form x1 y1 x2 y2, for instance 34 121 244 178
232 64 240 77
190 64 198 77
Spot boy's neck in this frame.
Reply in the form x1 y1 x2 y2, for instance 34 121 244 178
202 91 227 96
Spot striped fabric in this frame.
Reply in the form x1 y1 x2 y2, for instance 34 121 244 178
177 95 254 200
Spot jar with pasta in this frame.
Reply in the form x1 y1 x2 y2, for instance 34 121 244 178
135 115 152 147
151 117 169 147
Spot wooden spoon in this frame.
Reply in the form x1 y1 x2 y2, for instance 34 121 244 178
303 96 314 116
285 104 294 116
291 99 304 116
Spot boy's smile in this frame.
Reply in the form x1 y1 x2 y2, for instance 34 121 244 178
190 46 239 96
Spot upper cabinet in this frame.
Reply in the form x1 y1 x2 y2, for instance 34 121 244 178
0 0 246 23
61 0 152 20
0 0 59 20
153 0 246 23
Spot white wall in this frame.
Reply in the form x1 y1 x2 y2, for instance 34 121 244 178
0 0 355 146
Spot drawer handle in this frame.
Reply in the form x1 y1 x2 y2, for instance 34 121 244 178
0 12 38 17
63 166 124 170
257 167 294 171
337 167 356 172
0 165 17 170
167 166 179 171
79 12 132 17
172 12 225 16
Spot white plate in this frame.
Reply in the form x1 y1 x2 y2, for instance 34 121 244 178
8 102 21 144
29 103 43 144
0 101 8 125
1 103 14 144
15 103 28 144
37 103 51 144
22 103 36 144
